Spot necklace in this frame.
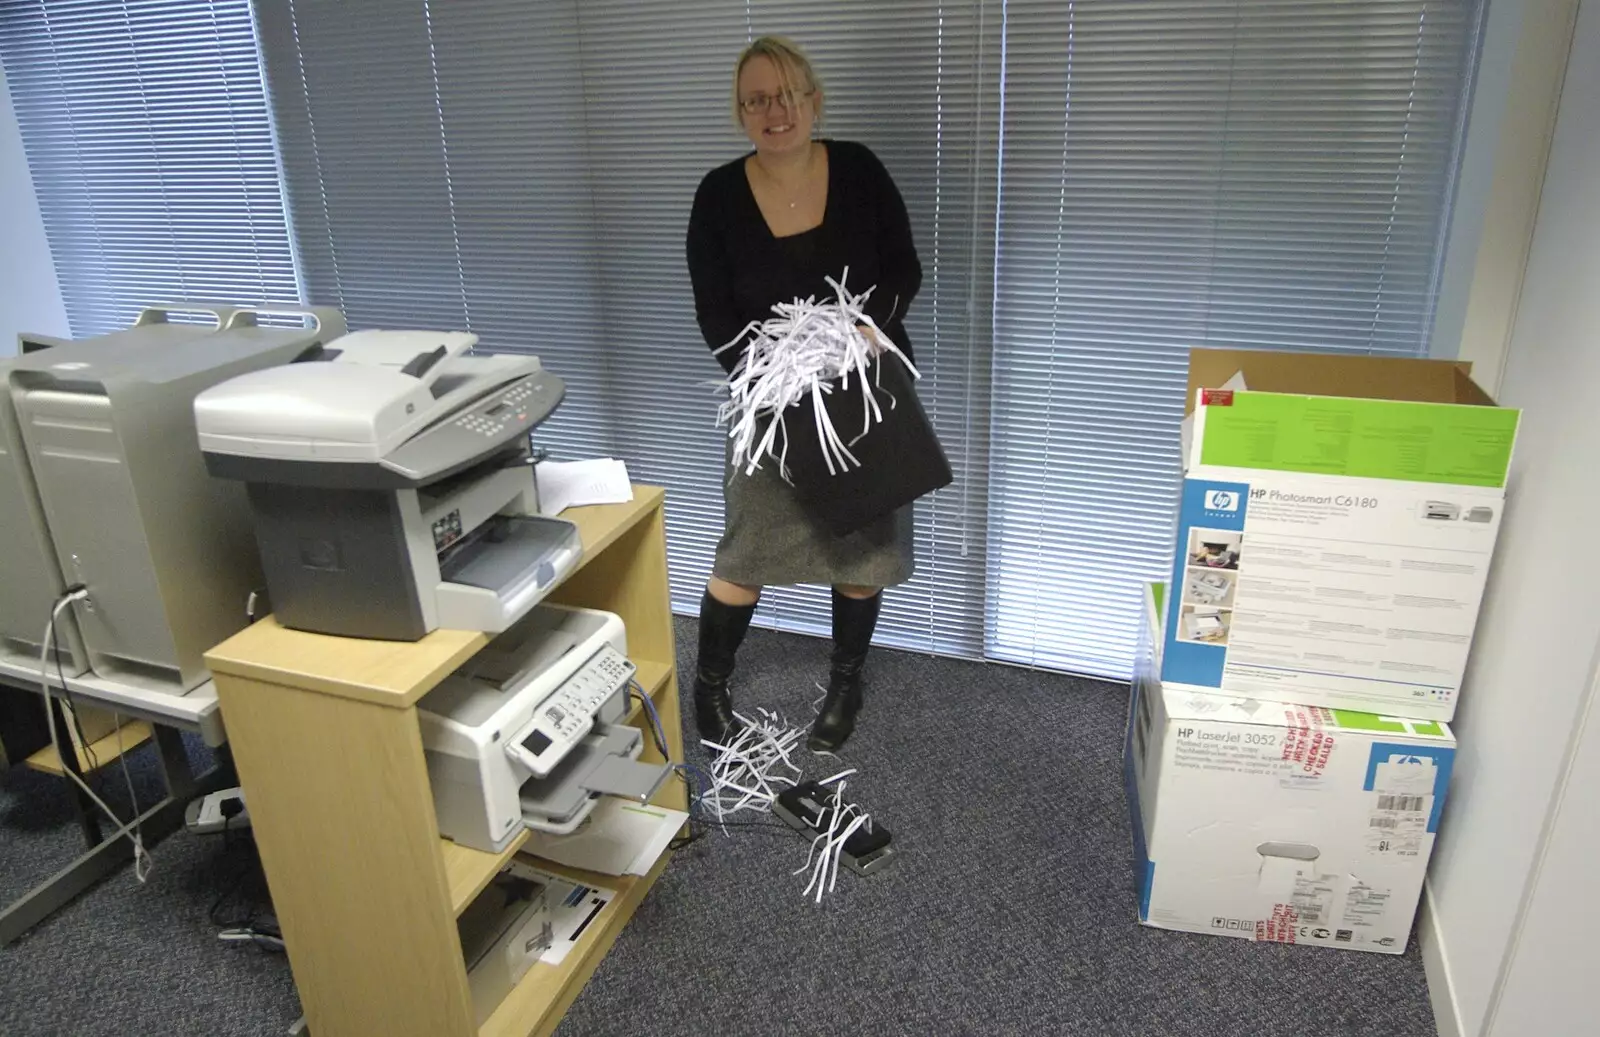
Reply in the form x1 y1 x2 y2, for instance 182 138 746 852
757 146 815 211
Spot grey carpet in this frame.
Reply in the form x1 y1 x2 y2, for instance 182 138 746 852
0 619 1438 1037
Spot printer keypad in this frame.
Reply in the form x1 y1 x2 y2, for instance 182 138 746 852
448 379 543 439
508 643 637 776
455 414 506 437
537 646 633 740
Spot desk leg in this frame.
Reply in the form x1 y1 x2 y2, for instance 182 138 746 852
154 723 197 801
48 695 102 848
0 723 229 946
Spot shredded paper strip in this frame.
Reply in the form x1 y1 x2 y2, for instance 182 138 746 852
715 269 920 482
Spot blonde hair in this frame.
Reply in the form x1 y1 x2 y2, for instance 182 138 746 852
731 35 823 127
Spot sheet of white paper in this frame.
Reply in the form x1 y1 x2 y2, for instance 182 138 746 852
509 861 617 966
519 799 687 877
536 458 634 516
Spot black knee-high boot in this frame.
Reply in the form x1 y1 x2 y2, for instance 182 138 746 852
807 588 883 752
694 590 757 745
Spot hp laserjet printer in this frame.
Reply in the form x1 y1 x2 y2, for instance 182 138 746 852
194 330 580 640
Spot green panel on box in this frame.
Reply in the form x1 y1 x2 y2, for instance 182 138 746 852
1332 710 1409 733
1199 393 1517 487
1151 582 1166 619
1331 710 1450 740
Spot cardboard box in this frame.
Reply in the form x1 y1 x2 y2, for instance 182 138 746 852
1161 349 1520 721
1129 582 1455 954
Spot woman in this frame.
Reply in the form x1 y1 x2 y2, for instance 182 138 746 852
685 35 922 754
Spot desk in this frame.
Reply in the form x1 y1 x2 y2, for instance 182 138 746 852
205 486 685 1037
0 659 226 746
0 657 231 944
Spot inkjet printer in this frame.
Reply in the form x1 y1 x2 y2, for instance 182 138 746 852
416 603 672 852
193 330 581 641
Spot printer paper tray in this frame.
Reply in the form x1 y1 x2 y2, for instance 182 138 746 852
435 515 582 634
518 725 671 836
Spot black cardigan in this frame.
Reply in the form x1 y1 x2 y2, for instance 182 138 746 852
685 139 922 375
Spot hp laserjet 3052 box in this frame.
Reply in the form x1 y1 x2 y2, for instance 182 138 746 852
1161 349 1519 721
1129 582 1455 954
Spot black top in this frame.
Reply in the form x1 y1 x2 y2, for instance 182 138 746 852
685 139 922 374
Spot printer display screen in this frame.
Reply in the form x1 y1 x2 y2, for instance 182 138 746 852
485 402 509 416
521 729 553 757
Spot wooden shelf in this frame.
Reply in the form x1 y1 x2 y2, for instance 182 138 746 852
634 658 672 699
24 721 153 777
479 852 673 1037
443 655 676 917
444 831 534 917
211 485 682 1036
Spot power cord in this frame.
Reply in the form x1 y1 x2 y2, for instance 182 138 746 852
208 802 283 952
47 598 100 775
40 588 152 882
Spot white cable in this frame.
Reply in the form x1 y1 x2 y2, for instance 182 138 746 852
41 593 152 882
714 268 922 482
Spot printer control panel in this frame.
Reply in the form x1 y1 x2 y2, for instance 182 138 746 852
383 370 564 483
506 643 637 778
451 378 546 440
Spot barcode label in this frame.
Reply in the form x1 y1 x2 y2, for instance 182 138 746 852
1369 817 1399 829
1377 794 1425 812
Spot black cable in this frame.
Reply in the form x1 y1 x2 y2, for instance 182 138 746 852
207 818 283 951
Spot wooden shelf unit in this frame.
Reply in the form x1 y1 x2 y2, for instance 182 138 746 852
205 486 684 1037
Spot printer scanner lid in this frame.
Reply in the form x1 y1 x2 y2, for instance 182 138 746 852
194 330 553 470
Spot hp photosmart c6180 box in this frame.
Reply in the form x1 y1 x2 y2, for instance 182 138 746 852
1129 583 1456 954
1161 349 1520 721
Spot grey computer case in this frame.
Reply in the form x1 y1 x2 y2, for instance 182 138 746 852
6 304 345 691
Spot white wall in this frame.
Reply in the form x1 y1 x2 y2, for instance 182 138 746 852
0 62 69 354
1424 2 1600 1034
1492 663 1600 1033
1428 0 1578 395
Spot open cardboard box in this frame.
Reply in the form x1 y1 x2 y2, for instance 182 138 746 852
1161 348 1519 722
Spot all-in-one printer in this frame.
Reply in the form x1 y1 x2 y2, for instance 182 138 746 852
417 603 672 853
195 330 582 641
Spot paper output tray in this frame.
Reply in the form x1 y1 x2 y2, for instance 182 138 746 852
435 515 582 633
518 725 670 836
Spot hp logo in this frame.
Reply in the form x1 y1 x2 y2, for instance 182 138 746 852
1204 490 1240 512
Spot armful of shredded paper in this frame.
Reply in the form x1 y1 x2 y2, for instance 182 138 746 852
713 269 921 482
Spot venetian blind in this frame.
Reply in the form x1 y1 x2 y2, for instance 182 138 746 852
987 0 1482 677
254 0 999 656
0 0 300 337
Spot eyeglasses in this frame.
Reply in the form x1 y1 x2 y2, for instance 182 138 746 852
738 89 814 116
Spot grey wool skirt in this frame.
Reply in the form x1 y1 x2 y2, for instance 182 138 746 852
712 436 915 589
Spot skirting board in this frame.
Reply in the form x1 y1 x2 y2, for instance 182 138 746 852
1420 881 1464 1037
